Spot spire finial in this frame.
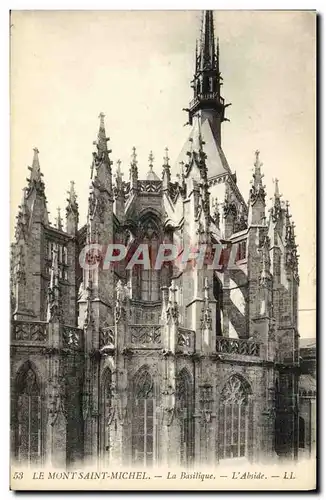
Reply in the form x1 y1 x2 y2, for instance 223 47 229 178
163 147 170 166
117 159 122 174
273 178 280 197
56 207 63 231
131 146 137 164
96 112 110 154
149 151 154 171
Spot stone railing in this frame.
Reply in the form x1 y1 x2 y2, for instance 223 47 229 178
62 325 83 350
100 326 115 349
189 92 225 109
130 324 161 346
11 320 48 343
216 336 260 357
177 327 195 351
137 180 162 194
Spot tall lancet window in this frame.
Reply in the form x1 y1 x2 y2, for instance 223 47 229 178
213 273 223 337
140 222 160 302
132 367 156 466
14 364 42 464
218 376 251 460
100 368 112 466
177 369 194 466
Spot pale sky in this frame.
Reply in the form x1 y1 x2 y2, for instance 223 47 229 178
10 10 316 337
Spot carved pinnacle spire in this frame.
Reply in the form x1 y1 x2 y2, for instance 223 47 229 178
131 146 137 165
149 151 154 171
56 207 63 231
27 147 45 196
249 150 266 206
163 147 170 166
47 243 61 322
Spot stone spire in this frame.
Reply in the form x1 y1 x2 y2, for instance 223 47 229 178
114 159 125 222
55 207 63 231
271 178 282 223
24 148 49 224
26 147 45 197
284 201 299 281
91 113 113 192
162 147 171 189
47 243 61 322
187 11 231 144
146 151 160 181
88 113 113 228
14 188 29 241
129 146 138 189
250 150 266 206
66 180 79 234
201 277 212 331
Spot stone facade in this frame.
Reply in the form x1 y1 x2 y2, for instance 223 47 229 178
10 11 303 468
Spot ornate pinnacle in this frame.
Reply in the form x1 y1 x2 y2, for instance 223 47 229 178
56 207 63 231
163 147 170 166
116 159 122 175
162 147 171 187
130 147 138 186
66 180 79 225
95 112 111 157
148 151 154 171
27 147 45 196
201 276 212 330
115 159 124 194
47 242 61 322
250 149 266 206
131 146 137 165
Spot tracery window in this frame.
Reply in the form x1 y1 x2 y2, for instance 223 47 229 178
15 365 42 464
177 369 194 466
100 369 112 465
139 223 160 302
218 376 250 460
132 368 156 466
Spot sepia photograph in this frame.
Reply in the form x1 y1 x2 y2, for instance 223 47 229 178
9 9 316 491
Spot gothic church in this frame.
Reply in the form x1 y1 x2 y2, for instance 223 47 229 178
11 11 301 467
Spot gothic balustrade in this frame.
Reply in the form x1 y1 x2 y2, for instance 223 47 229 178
137 180 162 194
216 336 260 357
130 324 161 346
61 325 84 350
11 320 48 344
100 327 115 349
177 327 195 353
189 92 224 109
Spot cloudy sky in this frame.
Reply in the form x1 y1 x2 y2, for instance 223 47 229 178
10 10 316 336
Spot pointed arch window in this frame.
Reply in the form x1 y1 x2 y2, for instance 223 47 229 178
14 365 42 464
218 376 251 459
132 368 156 466
177 369 194 466
213 273 223 337
139 222 160 302
100 369 112 466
